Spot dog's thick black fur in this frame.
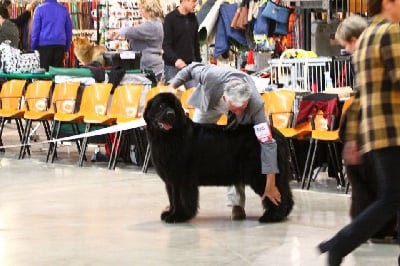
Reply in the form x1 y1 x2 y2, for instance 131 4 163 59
143 93 294 223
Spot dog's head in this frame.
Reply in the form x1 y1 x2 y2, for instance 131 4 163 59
144 92 187 132
72 36 91 48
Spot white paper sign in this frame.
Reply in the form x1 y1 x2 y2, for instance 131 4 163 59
254 122 272 142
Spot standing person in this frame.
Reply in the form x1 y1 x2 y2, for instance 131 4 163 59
318 0 400 265
2 0 36 28
336 14 397 242
167 62 282 220
335 15 368 55
0 6 19 47
163 0 201 87
2 0 37 50
31 0 73 70
111 0 164 82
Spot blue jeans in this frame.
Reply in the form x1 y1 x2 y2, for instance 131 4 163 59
164 64 196 88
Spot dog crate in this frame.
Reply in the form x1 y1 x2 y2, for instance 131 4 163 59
269 55 332 92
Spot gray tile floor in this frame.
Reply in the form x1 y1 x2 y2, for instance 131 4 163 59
0 122 398 266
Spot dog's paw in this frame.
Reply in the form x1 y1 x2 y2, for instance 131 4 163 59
259 212 283 223
259 199 289 223
160 211 191 223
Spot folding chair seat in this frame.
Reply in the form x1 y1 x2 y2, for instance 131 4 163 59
107 84 144 170
262 90 301 181
19 80 53 159
302 96 354 190
46 82 82 163
0 79 27 152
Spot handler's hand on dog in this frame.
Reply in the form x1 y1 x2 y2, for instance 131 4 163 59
167 84 177 94
262 185 281 206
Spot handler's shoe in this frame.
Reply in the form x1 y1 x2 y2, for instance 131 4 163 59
232 206 246 220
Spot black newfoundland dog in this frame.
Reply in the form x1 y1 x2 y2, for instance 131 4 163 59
143 93 294 223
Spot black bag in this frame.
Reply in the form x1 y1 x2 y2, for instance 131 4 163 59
118 128 149 166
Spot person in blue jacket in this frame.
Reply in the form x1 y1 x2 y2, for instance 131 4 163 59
31 0 72 70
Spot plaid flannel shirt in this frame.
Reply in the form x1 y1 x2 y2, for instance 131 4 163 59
346 15 400 153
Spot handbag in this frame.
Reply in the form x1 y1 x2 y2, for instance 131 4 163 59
261 1 291 24
254 6 269 34
17 51 40 73
0 41 40 73
230 5 249 30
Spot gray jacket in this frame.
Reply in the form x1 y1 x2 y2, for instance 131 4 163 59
170 62 279 174
119 19 164 76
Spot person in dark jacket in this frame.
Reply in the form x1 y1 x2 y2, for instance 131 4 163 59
31 0 72 70
2 0 36 27
0 6 19 47
2 0 36 50
162 0 201 88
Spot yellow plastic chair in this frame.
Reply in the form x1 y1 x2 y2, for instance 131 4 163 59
46 82 82 163
141 85 171 173
77 83 114 167
262 90 302 181
107 84 144 170
0 79 27 152
19 80 53 159
180 87 227 125
302 96 355 190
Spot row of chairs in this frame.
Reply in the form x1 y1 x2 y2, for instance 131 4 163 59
261 90 354 191
0 79 147 169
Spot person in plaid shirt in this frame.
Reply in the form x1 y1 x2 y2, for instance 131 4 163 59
318 0 400 265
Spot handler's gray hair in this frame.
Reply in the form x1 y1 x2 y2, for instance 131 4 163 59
223 79 252 107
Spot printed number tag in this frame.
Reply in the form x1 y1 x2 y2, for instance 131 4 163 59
254 122 272 142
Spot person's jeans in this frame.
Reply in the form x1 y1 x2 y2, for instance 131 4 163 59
164 64 196 88
324 146 400 260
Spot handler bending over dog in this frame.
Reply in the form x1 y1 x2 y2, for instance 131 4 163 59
167 62 281 220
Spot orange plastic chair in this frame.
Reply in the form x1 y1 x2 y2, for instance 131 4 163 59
180 87 195 119
262 90 296 129
107 84 144 170
46 82 82 163
180 87 227 125
0 79 27 152
302 96 355 190
262 90 301 181
19 80 53 159
77 83 114 166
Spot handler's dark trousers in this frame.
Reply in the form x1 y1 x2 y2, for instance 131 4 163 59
322 146 400 265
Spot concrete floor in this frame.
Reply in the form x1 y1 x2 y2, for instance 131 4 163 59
0 122 399 266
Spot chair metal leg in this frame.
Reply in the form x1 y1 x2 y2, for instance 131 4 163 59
108 130 122 170
46 120 57 162
301 138 315 189
0 117 6 152
288 139 301 182
306 140 319 190
142 144 151 173
329 142 346 188
78 123 91 167
19 119 32 159
15 118 29 156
